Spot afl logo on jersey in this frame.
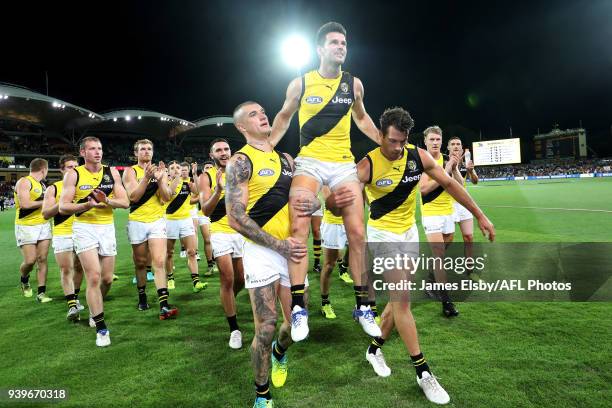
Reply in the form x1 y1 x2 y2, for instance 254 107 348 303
258 168 275 177
305 96 323 104
79 185 93 190
376 179 393 187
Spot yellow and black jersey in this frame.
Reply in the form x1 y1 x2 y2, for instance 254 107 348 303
128 165 164 222
365 145 424 234
206 166 235 234
14 175 47 226
51 181 74 236
236 144 292 241
73 165 115 225
166 178 193 220
421 154 454 216
298 70 354 163
322 208 343 225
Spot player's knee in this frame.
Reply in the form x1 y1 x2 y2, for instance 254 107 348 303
186 248 197 257
88 273 101 288
22 258 36 269
36 254 48 264
133 255 147 268
258 317 277 343
59 266 72 276
101 274 113 286
463 234 474 242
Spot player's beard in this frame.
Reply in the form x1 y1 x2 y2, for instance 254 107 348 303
213 157 226 169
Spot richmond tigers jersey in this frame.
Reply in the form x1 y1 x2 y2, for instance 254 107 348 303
73 165 115 225
298 70 355 163
128 165 164 222
206 166 235 234
365 145 424 234
166 178 193 220
421 154 454 216
237 144 292 241
15 176 47 226
51 181 74 236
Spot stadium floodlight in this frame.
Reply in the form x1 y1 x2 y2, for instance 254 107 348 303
281 35 311 69
138 116 142 120
125 115 131 121
113 117 117 122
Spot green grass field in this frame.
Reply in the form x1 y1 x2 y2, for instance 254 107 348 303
0 178 611 408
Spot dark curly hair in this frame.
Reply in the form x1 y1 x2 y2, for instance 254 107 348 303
379 107 415 137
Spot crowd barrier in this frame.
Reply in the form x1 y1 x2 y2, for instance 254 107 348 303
478 173 612 182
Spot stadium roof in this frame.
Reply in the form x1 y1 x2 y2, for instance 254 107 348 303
0 83 104 136
177 116 243 147
86 109 196 140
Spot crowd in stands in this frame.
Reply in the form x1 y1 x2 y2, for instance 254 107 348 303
0 181 15 209
476 159 611 178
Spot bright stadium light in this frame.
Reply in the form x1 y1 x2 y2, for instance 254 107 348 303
138 116 142 120
113 117 117 122
281 35 311 69
125 115 131 121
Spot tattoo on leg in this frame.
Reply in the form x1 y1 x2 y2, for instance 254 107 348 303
250 283 278 385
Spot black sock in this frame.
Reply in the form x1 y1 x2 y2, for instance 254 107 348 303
369 301 378 317
272 341 286 361
137 285 147 304
181 246 185 252
93 312 107 331
146 265 152 274
321 294 330 306
167 271 175 280
74 287 80 300
313 239 321 266
20 275 30 284
227 314 239 332
290 284 306 309
439 289 451 303
65 293 77 310
354 285 368 308
255 381 271 401
411 352 431 379
342 248 350 268
191 273 200 286
37 285 46 295
368 336 385 354
207 260 214 268
157 288 169 309
338 258 347 274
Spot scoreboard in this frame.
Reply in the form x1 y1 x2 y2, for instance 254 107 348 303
473 138 521 166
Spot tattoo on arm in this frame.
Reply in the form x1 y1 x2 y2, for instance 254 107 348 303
226 156 292 258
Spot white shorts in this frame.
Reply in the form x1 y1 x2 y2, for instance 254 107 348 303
127 218 167 245
367 225 419 259
294 156 359 189
52 235 75 254
321 222 347 249
242 240 309 289
422 214 455 235
190 207 199 219
15 223 52 247
312 207 323 217
211 233 244 259
73 221 117 256
198 215 211 226
167 218 195 239
453 202 473 222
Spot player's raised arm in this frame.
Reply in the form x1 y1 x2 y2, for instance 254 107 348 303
225 153 305 262
419 148 495 241
41 184 58 220
352 77 382 145
269 77 302 148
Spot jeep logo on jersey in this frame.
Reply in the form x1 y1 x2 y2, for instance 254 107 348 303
401 174 422 184
305 96 323 104
79 185 93 190
376 178 393 187
332 96 353 104
282 169 293 177
258 168 275 177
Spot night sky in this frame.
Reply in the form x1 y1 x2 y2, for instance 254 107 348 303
3 0 612 157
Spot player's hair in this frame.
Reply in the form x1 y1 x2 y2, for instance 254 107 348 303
423 126 443 139
447 136 461 144
79 136 101 150
29 158 48 172
232 100 259 126
180 161 190 168
379 107 415 137
209 138 229 152
203 160 214 167
316 22 347 46
168 160 179 166
59 154 78 169
133 138 154 152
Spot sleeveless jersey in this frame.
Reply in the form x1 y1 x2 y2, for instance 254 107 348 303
15 175 47 226
322 208 343 225
365 145 424 234
166 178 193 220
298 70 355 162
73 165 115 224
128 165 164 222
51 181 74 236
206 167 235 234
237 144 292 241
421 154 454 216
